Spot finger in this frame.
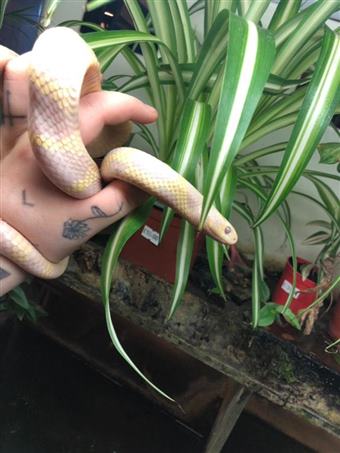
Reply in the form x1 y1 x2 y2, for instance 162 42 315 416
2 51 30 117
0 45 18 82
55 181 147 261
1 52 30 155
2 165 147 264
79 91 158 145
101 92 158 125
0 255 27 296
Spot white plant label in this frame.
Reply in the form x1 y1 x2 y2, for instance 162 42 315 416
141 225 160 246
281 279 300 299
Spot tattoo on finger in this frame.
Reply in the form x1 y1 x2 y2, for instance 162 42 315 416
0 267 10 280
0 89 27 126
62 203 123 240
22 189 35 207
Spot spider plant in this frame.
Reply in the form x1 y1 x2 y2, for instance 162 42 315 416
61 0 340 396
296 144 340 325
0 0 321 398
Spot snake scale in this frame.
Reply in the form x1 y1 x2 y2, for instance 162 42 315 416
0 27 237 281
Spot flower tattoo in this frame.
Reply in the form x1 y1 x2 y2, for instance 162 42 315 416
62 219 90 240
62 204 123 241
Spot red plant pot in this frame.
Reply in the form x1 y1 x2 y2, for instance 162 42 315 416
121 207 204 283
328 300 340 340
272 257 317 314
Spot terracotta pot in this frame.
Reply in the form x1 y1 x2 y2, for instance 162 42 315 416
272 257 317 314
328 299 340 340
120 207 204 283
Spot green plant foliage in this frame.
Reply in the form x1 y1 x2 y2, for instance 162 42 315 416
317 143 340 165
100 198 175 400
255 28 340 226
0 286 46 322
200 13 276 227
160 100 211 240
206 166 238 300
258 303 301 330
86 0 113 12
0 0 9 29
63 0 340 397
168 220 196 319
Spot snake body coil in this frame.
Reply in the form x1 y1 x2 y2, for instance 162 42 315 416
0 28 237 282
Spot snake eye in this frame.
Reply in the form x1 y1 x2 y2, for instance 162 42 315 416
224 226 232 235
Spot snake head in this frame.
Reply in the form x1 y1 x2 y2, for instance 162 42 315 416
203 210 238 245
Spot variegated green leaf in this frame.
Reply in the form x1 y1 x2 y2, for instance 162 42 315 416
235 142 287 167
101 199 154 305
206 166 238 299
118 65 310 96
292 190 340 232
189 0 204 16
147 0 179 145
0 0 8 29
303 231 331 246
41 0 60 27
83 30 184 104
160 101 211 241
168 221 196 319
241 112 298 150
232 202 268 328
135 123 159 157
239 165 340 183
96 44 126 73
100 199 174 400
287 43 321 80
124 0 167 159
61 20 104 31
264 74 311 94
86 0 112 12
188 10 229 100
248 86 306 136
245 184 298 315
251 250 261 328
104 302 174 401
200 13 276 228
204 0 215 36
255 28 340 226
318 143 340 165
298 276 340 316
213 0 237 16
268 0 302 32
245 0 271 24
238 0 251 17
206 236 225 300
307 176 340 224
275 1 322 48
174 0 196 62
167 0 194 63
273 0 340 76
306 220 332 230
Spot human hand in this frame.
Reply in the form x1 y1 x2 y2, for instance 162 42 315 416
0 46 157 295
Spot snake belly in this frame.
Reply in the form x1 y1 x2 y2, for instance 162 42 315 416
0 27 237 281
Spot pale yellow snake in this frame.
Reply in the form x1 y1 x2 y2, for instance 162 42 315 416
0 27 237 281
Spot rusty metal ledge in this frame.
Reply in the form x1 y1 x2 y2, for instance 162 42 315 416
29 242 340 439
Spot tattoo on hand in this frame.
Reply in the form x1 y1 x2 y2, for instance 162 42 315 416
22 189 35 207
62 203 123 240
0 267 10 280
0 90 26 126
